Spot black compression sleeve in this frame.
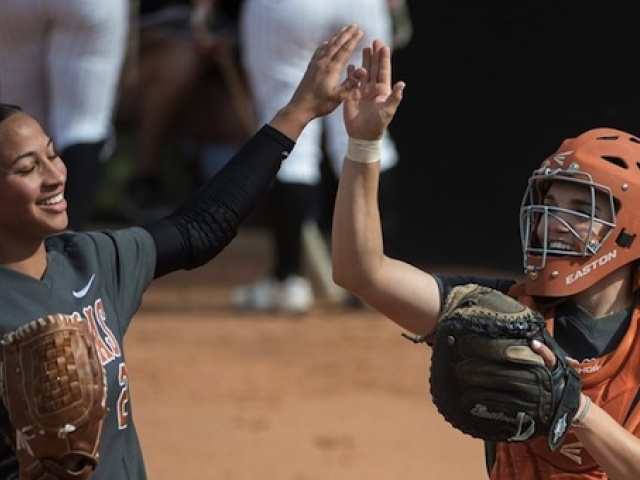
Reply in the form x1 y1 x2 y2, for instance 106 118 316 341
143 125 294 278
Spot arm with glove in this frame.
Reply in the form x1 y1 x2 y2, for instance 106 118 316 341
429 284 640 479
427 284 582 451
530 327 640 479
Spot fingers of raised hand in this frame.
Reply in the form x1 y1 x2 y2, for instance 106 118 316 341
344 75 360 91
358 40 392 89
342 64 367 91
361 46 372 81
367 40 391 85
388 81 405 110
316 24 364 62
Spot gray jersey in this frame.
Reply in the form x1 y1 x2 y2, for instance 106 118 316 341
0 227 156 480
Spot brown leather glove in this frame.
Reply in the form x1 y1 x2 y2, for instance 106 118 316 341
0 314 107 479
429 284 582 451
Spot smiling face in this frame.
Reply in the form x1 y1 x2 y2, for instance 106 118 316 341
535 181 614 255
0 111 68 242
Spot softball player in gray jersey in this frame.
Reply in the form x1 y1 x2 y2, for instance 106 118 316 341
0 24 379 479
0 0 129 230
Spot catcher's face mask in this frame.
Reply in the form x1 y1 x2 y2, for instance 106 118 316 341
519 128 640 297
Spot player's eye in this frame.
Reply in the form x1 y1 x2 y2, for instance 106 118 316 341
13 159 37 175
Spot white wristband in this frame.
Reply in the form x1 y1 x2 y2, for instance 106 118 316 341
572 395 591 429
346 137 381 164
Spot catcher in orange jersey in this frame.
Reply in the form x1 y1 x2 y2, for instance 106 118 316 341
332 61 640 478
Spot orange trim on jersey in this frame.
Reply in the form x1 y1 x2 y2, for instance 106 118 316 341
489 285 640 479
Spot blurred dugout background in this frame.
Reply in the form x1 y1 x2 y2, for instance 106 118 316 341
96 0 640 274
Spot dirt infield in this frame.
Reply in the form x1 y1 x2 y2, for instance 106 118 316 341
125 228 488 479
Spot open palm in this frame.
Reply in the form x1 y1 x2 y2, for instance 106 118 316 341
344 39 405 141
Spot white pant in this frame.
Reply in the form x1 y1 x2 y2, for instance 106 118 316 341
0 0 128 150
240 0 398 184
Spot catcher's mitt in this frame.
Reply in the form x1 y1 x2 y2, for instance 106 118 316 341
428 284 581 451
0 314 107 480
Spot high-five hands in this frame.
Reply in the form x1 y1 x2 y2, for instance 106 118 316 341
286 24 366 123
271 27 404 145
344 39 406 141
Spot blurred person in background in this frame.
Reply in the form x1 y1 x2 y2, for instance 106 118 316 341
116 0 254 223
231 0 412 315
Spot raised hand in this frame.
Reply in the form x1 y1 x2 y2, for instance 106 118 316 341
270 24 365 140
286 24 365 121
343 39 405 141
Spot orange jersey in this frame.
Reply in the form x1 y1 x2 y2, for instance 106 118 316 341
490 293 640 479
